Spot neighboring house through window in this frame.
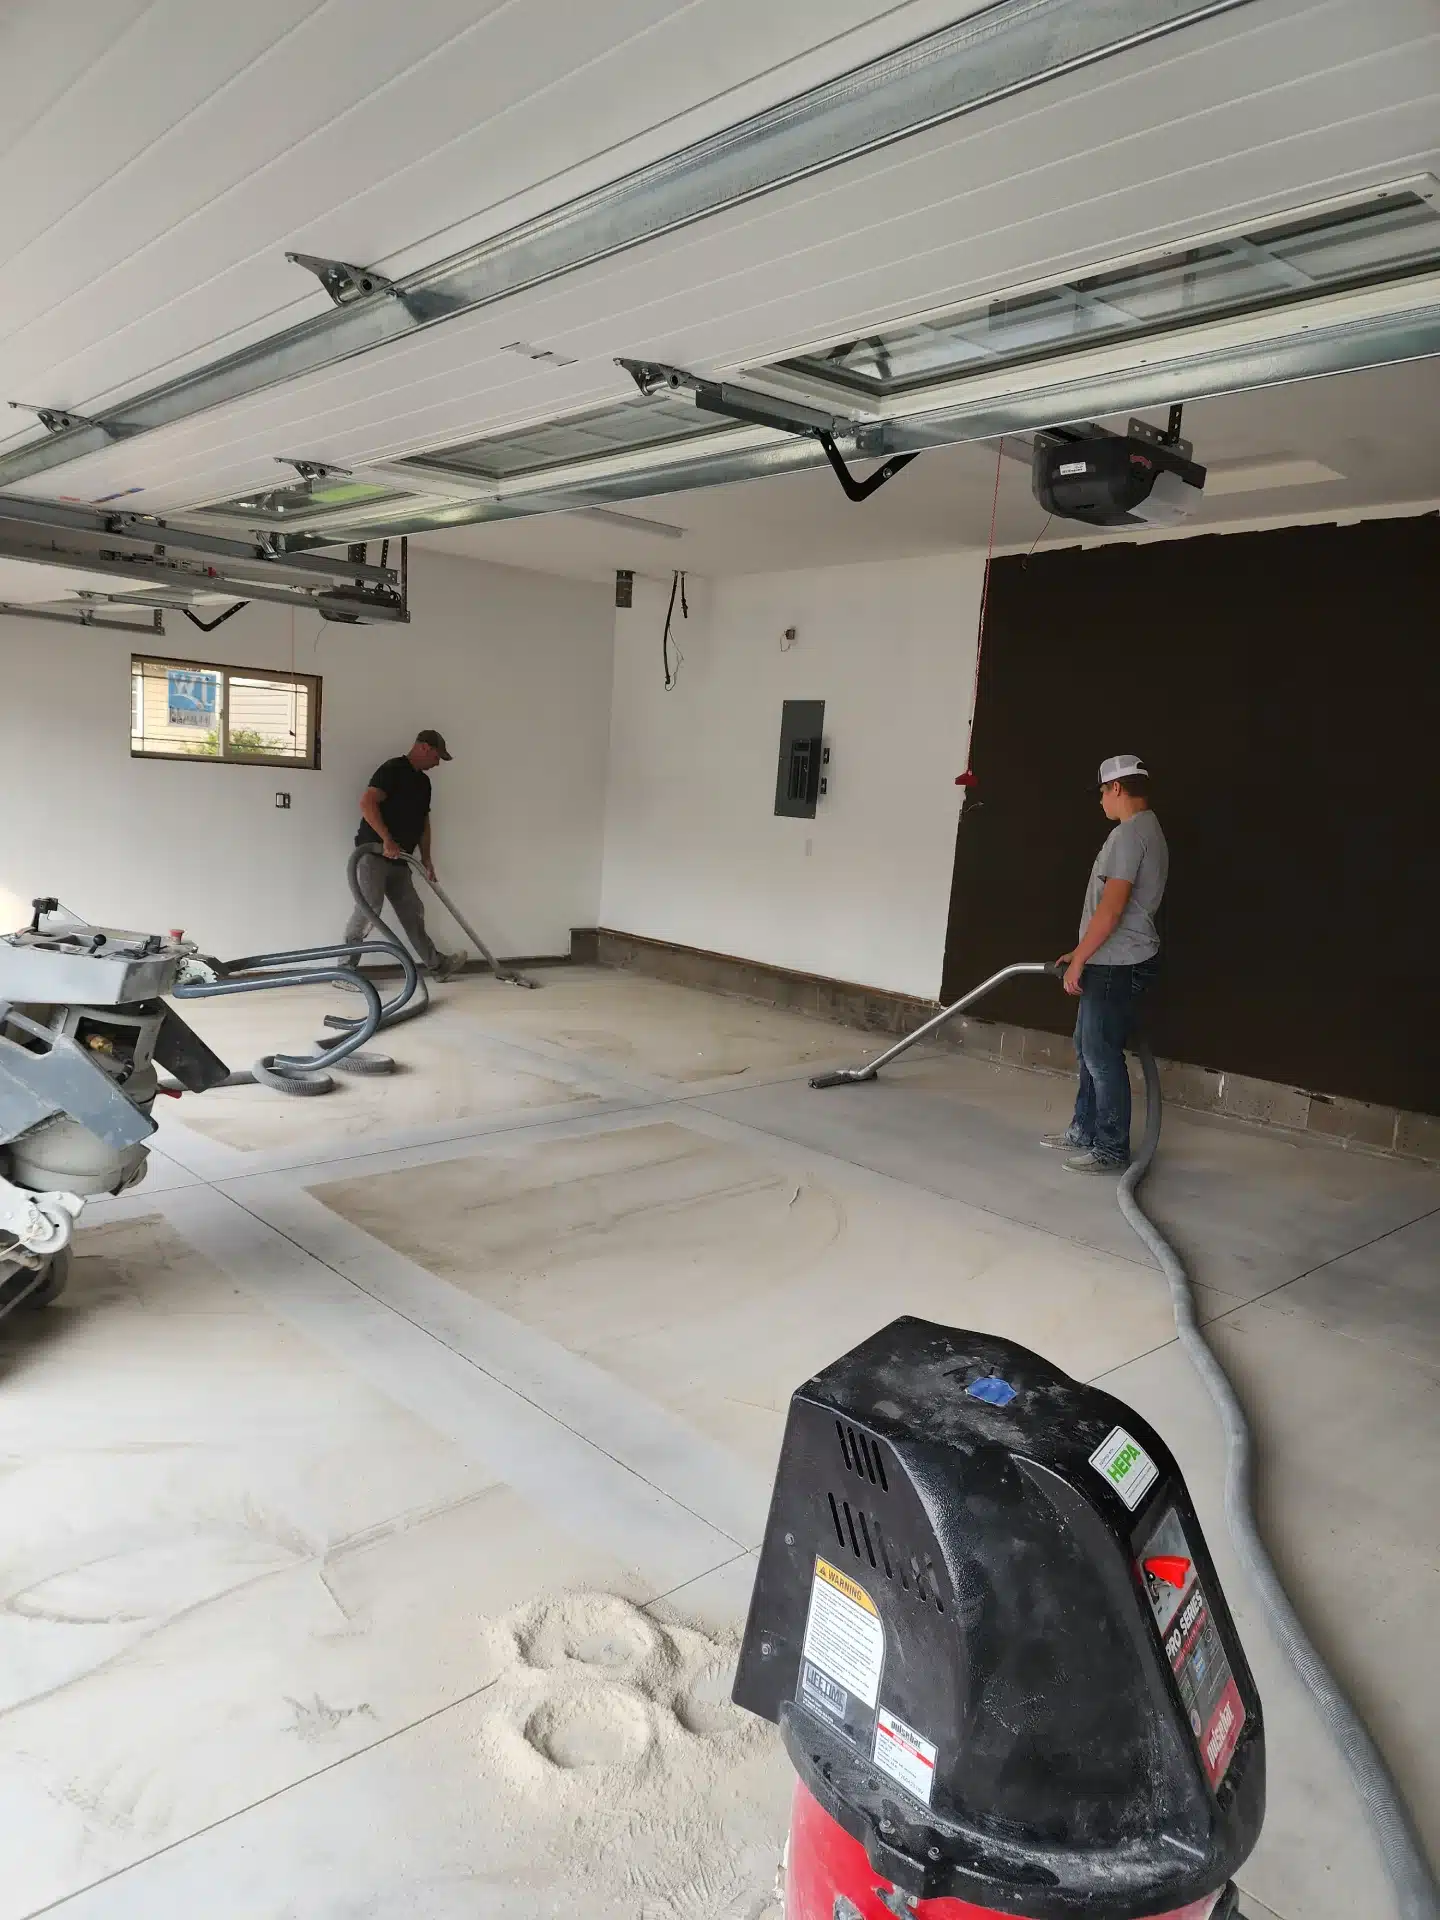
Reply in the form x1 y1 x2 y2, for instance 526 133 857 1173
130 655 320 768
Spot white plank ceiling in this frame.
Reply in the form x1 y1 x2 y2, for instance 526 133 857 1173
1 0 1436 544
0 0 983 433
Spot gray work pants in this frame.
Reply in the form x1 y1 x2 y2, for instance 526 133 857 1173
343 850 441 970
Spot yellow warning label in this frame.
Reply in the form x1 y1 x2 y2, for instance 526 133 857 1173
815 1558 880 1616
804 1557 885 1710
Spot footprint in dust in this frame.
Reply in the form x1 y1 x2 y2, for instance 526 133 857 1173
673 1657 744 1737
285 1694 376 1742
524 1685 653 1769
517 1593 663 1676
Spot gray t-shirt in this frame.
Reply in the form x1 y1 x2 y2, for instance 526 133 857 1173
1081 809 1168 964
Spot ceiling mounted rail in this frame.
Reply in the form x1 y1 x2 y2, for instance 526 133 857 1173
617 358 919 502
0 495 409 622
0 602 165 636
0 0 1251 491
263 270 1440 549
7 399 135 441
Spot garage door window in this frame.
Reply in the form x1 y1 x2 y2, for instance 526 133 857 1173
131 655 320 768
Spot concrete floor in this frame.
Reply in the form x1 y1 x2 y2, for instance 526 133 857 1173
1 967 1435 1919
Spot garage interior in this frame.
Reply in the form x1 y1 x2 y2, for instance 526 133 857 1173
0 5 1436 1919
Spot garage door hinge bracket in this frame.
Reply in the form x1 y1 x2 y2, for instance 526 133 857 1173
285 253 462 323
8 400 119 439
287 251 399 308
278 456 350 483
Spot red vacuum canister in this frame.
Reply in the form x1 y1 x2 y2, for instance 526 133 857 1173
733 1320 1262 1920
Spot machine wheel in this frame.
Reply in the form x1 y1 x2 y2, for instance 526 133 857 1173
22 1245 71 1308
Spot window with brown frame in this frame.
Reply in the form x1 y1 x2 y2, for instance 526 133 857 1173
130 655 320 768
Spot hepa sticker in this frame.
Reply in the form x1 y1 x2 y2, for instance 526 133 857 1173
1089 1425 1158 1511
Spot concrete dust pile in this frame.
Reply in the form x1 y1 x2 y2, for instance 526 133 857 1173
473 1590 789 1918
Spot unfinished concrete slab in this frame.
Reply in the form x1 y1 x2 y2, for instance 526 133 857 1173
1260 1205 1440 1370
696 1046 1440 1307
309 1116 1192 1480
0 1213 675 1918
169 979 601 1152
5 970 1435 1920
409 965 883 1087
41 1589 793 1920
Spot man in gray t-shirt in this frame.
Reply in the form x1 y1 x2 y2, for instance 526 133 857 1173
1044 755 1169 1172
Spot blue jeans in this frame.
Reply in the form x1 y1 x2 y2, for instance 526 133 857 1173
1069 958 1159 1165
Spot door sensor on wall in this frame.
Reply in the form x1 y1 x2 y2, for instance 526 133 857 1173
776 700 825 818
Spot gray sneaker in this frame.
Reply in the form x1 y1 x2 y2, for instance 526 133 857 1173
430 951 467 981
1063 1149 1127 1174
1041 1129 1088 1151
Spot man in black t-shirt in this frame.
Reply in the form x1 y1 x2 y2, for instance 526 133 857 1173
342 730 464 978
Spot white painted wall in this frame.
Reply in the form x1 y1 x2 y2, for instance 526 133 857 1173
599 555 984 1000
0 549 613 960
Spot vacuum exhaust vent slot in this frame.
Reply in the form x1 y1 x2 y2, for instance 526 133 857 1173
827 1491 846 1550
827 1494 945 1612
856 1507 879 1569
835 1419 888 1490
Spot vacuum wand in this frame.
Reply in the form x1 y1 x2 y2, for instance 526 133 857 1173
401 855 539 989
810 959 1065 1088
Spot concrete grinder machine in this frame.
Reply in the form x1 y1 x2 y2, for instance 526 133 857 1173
0 902 230 1318
734 1318 1263 1920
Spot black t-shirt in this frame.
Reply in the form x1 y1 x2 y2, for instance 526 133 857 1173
355 755 432 852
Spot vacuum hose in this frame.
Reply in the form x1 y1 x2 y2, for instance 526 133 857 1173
1124 1042 1438 1920
175 940 412 1096
172 847 530 1099
173 851 432 1096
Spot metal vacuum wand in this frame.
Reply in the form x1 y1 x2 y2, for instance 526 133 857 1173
401 855 539 989
810 960 1065 1088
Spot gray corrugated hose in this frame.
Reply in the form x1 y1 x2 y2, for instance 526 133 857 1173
1124 1041 1438 1920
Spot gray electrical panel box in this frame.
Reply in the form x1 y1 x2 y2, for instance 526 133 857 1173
775 699 825 819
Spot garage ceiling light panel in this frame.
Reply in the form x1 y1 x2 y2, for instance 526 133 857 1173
772 187 1440 399
200 476 408 525
403 391 749 484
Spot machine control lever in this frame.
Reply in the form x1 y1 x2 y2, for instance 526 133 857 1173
1144 1555 1194 1590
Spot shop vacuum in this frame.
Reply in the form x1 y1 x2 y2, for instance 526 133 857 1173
733 1319 1263 1920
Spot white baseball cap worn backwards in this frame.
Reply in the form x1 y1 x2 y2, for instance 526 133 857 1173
1098 754 1148 786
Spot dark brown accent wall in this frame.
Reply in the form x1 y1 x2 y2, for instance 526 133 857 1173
942 512 1439 1116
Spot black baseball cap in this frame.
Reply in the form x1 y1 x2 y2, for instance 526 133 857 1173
416 729 452 760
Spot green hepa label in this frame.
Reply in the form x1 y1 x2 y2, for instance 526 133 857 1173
1089 1426 1158 1511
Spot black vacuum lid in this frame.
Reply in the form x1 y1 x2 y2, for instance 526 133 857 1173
733 1318 1264 1917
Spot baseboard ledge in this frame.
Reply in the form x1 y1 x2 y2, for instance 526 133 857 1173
572 927 1440 1167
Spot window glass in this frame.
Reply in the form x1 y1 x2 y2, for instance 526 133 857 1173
131 657 319 767
773 191 1440 397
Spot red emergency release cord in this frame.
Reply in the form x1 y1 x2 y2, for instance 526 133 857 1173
955 438 1004 789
